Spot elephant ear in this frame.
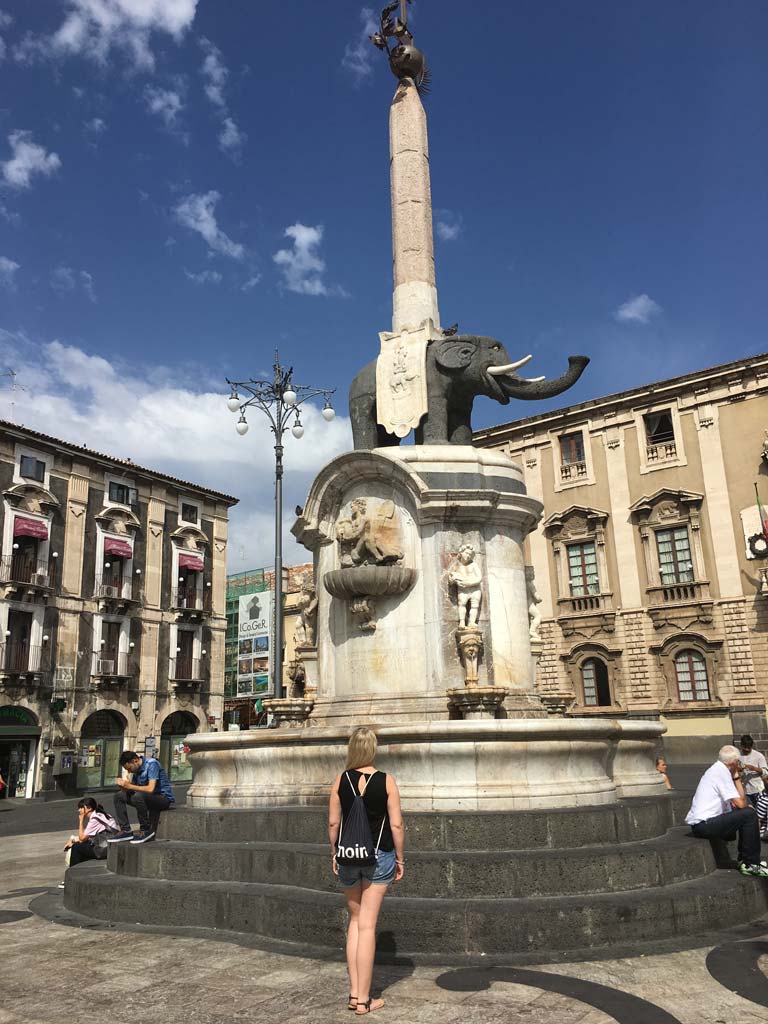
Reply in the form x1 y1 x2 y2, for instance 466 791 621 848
434 338 477 370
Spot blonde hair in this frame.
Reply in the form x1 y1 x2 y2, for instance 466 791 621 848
346 727 377 770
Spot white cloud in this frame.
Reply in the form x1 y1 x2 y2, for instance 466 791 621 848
173 191 245 260
0 256 19 289
199 36 227 109
14 0 198 71
51 266 97 303
435 209 463 242
84 116 107 133
144 85 184 129
342 7 378 81
184 268 222 285
273 223 340 297
614 294 662 324
0 330 351 568
0 10 10 63
1 130 61 190
241 273 261 291
219 116 245 158
0 201 19 224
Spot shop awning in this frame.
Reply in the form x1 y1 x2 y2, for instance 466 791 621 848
13 516 48 540
104 536 133 559
179 552 204 572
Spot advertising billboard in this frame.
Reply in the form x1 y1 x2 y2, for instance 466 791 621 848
237 591 272 696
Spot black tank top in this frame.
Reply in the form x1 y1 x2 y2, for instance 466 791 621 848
338 770 394 852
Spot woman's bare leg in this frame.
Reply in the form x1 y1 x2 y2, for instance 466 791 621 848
355 879 389 1011
344 882 363 1002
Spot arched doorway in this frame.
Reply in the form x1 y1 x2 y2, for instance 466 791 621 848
77 710 126 790
0 705 40 800
160 710 198 783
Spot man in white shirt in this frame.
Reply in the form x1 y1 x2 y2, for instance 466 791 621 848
739 734 768 807
685 744 767 877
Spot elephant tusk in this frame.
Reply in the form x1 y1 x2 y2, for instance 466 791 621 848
487 355 533 376
523 375 546 383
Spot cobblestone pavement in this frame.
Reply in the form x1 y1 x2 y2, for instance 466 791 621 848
3 830 768 1024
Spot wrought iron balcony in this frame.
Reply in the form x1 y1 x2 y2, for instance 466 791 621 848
170 657 205 683
0 642 44 675
0 556 55 590
171 585 212 614
94 574 137 602
92 650 133 678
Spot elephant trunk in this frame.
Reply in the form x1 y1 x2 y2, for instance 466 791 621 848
497 355 589 401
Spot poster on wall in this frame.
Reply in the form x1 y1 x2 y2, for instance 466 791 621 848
237 591 272 697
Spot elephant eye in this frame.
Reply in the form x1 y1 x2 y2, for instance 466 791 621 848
491 345 500 352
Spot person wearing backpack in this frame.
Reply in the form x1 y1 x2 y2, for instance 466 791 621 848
328 726 405 1016
60 798 120 885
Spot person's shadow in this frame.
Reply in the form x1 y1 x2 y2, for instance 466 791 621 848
373 932 415 999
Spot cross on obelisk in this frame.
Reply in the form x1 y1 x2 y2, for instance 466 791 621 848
370 3 441 438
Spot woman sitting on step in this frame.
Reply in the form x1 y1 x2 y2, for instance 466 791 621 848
328 727 405 1016
61 797 119 880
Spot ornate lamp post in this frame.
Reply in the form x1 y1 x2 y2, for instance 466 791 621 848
226 351 335 706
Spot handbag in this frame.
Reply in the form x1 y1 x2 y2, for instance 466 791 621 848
89 814 121 859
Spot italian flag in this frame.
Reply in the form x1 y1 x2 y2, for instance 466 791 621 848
756 483 768 542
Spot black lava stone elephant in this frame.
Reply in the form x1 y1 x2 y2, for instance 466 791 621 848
348 334 589 449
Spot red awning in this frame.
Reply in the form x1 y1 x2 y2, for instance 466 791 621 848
179 552 204 572
13 516 48 540
104 536 133 559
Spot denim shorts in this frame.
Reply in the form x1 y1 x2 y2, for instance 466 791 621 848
337 848 396 888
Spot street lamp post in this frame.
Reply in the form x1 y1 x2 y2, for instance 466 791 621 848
226 351 335 707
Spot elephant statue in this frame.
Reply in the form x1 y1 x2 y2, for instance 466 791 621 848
349 334 589 449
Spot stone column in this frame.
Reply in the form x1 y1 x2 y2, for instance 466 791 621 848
145 491 165 609
61 465 89 596
390 78 440 332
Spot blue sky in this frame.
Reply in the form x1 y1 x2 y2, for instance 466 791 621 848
0 1 766 566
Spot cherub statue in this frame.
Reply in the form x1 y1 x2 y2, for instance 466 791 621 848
294 582 318 647
525 566 542 641
448 544 483 628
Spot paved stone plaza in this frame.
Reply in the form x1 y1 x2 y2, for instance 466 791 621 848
2 828 768 1024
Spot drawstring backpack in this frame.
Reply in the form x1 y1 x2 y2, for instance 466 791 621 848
336 771 387 866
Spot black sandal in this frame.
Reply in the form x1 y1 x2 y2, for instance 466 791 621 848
356 998 384 1015
348 995 358 1011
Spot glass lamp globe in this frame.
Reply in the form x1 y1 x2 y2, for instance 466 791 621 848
227 393 241 412
322 402 335 422
291 423 304 439
283 389 297 407
236 415 249 436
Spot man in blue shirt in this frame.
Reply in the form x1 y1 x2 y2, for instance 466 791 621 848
108 750 175 845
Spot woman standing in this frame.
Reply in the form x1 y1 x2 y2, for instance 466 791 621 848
62 798 119 875
329 727 405 1016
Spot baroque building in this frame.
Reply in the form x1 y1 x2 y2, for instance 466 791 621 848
0 421 237 799
475 352 768 760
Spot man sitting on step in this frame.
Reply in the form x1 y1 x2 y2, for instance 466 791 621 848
685 745 768 878
107 750 175 846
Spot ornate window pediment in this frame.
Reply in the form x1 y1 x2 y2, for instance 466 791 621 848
560 641 625 714
629 490 712 631
544 506 614 635
170 524 209 549
3 482 60 514
649 631 723 712
95 506 141 534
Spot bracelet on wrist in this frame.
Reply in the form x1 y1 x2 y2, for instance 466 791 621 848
396 859 405 865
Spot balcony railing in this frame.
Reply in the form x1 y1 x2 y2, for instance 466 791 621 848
646 441 677 463
0 557 54 588
648 580 708 605
560 460 587 482
94 574 135 601
559 592 607 614
0 642 43 674
92 650 132 677
171 585 212 613
170 657 204 682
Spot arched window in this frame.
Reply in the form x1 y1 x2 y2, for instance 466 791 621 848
582 658 611 707
160 710 199 783
674 649 710 701
78 710 126 790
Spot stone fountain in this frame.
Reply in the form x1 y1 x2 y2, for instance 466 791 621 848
63 4 768 958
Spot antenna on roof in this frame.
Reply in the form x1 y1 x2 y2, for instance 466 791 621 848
0 368 28 424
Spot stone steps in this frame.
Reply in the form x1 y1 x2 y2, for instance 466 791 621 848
161 794 689 850
111 826 713 899
65 860 768 959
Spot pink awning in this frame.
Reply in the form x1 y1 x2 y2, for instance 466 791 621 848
104 536 133 559
179 552 204 572
14 516 48 540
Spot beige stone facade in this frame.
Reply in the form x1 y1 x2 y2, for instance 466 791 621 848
475 352 768 760
0 421 237 798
